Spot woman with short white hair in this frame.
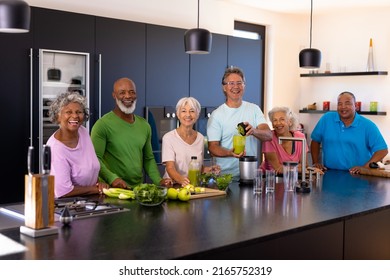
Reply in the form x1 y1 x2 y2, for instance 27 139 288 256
162 97 220 186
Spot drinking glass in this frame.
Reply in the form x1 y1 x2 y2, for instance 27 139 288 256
265 170 275 193
233 135 246 154
253 169 263 195
283 161 298 192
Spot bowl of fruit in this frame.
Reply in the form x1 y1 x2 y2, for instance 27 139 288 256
134 184 167 206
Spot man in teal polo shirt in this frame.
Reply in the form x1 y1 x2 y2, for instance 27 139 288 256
311 91 388 174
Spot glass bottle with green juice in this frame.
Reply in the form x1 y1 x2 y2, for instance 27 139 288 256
188 156 201 187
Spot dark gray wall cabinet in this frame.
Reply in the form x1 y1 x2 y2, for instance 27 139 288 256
95 17 146 118
146 24 190 106
190 33 228 107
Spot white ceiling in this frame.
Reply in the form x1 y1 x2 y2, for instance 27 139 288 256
227 0 390 13
26 1 390 19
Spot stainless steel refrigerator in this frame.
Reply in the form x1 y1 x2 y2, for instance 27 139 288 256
36 49 90 168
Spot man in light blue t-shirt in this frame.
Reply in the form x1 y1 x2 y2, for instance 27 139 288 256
311 91 388 174
207 67 272 178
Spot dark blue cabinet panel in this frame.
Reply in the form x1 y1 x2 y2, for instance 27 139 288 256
189 33 227 107
33 8 95 53
95 18 146 119
0 32 33 204
146 25 189 106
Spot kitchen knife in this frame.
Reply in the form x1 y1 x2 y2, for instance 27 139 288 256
42 145 51 175
26 146 34 208
41 145 52 227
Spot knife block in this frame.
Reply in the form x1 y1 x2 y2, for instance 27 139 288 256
24 174 55 229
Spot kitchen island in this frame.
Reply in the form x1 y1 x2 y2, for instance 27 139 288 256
1 170 390 260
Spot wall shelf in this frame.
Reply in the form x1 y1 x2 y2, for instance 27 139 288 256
299 110 386 116
300 71 388 77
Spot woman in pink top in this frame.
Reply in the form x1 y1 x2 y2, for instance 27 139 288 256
47 92 109 198
261 107 309 175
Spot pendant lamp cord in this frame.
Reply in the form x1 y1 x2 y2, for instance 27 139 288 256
197 0 200 28
309 0 313 48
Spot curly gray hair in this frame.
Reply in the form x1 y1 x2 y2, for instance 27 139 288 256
48 92 89 124
268 106 299 131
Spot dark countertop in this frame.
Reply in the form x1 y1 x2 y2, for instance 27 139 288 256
1 170 390 260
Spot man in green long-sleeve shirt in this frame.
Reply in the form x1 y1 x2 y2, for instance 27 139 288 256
91 77 172 188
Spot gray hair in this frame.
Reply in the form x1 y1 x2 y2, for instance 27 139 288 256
221 66 246 85
48 92 89 124
175 97 201 118
268 106 299 131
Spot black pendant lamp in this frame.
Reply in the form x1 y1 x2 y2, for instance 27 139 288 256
0 0 30 33
299 0 321 68
184 0 212 54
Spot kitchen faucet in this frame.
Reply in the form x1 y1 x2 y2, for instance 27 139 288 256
278 136 310 192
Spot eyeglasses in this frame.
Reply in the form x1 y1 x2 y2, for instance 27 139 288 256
223 81 245 87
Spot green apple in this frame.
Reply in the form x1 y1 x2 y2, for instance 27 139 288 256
183 184 195 193
167 188 178 200
178 188 191 201
194 187 205 193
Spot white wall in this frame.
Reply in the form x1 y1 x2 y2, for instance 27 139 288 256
26 1 390 156
299 7 390 160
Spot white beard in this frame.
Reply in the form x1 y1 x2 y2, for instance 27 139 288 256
116 99 136 114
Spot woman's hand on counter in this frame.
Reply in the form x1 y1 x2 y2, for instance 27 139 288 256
96 182 110 194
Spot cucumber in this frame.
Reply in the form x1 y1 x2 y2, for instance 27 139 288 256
103 188 135 199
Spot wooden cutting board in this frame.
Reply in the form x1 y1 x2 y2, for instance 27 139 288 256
190 187 226 200
359 167 390 178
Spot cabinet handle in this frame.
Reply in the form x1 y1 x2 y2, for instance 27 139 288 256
29 48 33 147
98 53 102 118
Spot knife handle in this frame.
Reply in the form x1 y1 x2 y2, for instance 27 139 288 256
27 146 34 175
42 145 51 175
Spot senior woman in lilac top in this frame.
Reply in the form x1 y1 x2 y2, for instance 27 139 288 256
47 92 109 198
